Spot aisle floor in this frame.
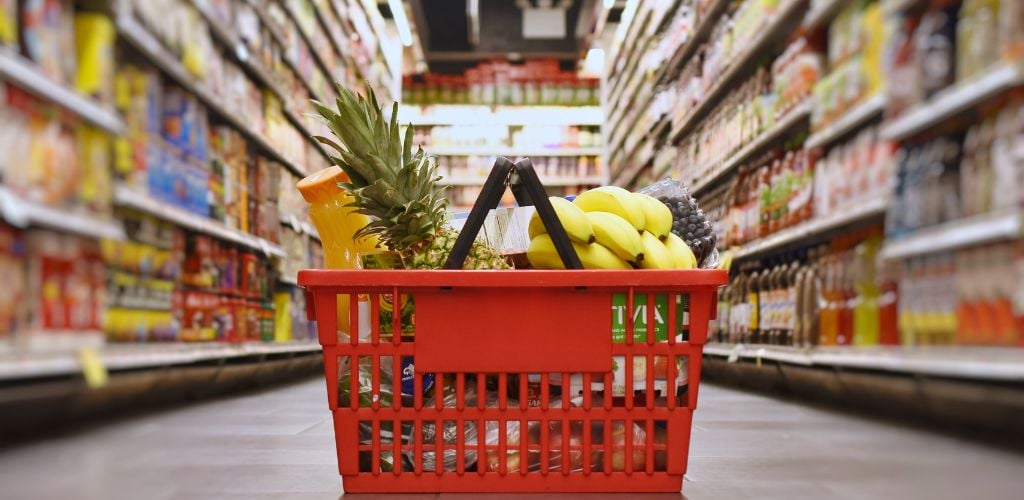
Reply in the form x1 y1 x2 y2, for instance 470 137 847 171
1 377 1021 499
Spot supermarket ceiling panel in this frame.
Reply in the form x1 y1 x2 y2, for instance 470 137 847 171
407 0 596 71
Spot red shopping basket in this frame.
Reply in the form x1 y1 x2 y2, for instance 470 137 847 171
299 158 727 493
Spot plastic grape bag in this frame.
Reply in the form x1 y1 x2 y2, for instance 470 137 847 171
639 178 720 269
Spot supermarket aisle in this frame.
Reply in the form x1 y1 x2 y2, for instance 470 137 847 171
1 379 1022 500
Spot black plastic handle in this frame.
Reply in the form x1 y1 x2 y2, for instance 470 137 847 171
443 157 582 269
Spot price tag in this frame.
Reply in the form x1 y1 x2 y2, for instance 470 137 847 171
78 348 109 388
756 348 766 368
258 238 271 257
289 214 301 233
727 344 741 363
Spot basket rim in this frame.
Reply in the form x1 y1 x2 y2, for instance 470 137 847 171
297 269 729 288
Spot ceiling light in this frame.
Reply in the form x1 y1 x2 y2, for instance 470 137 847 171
388 0 413 47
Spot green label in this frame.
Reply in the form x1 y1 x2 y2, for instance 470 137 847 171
611 293 689 342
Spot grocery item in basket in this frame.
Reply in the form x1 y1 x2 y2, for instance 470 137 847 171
297 166 378 335
640 179 718 268
358 252 414 338
337 345 434 408
310 84 509 270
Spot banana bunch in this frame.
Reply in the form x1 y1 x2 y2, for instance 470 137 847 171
527 187 698 270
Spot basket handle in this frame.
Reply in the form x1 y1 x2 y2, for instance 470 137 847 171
443 157 582 269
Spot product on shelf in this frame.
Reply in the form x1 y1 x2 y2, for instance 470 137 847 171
402 60 600 107
672 36 820 182
812 0 889 129
0 83 114 215
0 223 27 340
716 226 891 347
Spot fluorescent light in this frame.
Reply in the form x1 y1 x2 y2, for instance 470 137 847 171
582 48 605 76
603 0 615 8
614 0 638 43
388 0 413 47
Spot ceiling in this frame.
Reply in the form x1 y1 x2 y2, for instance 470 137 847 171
386 0 608 74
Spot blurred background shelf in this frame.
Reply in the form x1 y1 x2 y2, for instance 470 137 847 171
0 51 124 134
0 187 125 240
113 185 286 258
704 343 1024 381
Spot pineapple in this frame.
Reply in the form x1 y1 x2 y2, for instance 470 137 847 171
311 83 510 270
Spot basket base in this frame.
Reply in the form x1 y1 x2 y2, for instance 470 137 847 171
341 472 684 493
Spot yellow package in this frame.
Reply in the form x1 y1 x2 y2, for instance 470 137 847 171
74 13 115 105
0 0 15 45
274 292 292 342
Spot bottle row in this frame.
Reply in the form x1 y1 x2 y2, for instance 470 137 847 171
411 125 603 150
401 60 600 107
714 226 1024 348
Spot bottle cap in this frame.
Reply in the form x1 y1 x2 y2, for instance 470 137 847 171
297 166 350 204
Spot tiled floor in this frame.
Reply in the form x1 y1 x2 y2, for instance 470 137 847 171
1 377 1021 499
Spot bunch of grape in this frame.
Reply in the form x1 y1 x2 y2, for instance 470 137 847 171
659 194 716 267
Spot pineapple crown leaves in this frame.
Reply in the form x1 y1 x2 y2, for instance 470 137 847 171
309 82 449 252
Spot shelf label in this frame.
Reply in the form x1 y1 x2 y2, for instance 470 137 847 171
78 348 109 388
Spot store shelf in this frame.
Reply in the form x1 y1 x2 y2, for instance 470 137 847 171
734 193 889 259
704 343 1024 381
0 341 321 381
442 175 605 187
805 94 887 149
0 50 124 134
607 0 729 159
278 0 339 85
0 187 125 240
802 0 845 30
188 0 331 166
399 105 603 126
430 147 603 157
880 209 1023 261
881 62 1024 141
669 0 808 144
113 185 286 258
115 13 309 178
689 101 812 195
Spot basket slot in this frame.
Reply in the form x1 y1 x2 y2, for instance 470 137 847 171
666 355 677 410
348 294 358 346
392 356 402 410
645 355 655 410
370 295 381 345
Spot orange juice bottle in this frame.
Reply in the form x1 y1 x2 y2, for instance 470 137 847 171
297 166 378 336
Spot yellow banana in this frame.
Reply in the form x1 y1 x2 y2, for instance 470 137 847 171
639 231 675 269
528 196 596 244
572 186 646 230
585 211 643 264
527 234 631 270
634 193 673 240
664 232 698 269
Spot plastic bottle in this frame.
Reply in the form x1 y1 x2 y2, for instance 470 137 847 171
297 166 378 336
852 237 881 346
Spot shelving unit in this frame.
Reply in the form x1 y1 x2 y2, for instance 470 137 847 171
605 0 731 172
0 51 124 134
0 341 320 382
115 12 310 178
668 0 808 143
805 94 887 149
601 0 1024 400
113 185 287 258
734 194 888 259
431 147 603 157
704 343 1024 382
880 210 1023 260
0 187 126 241
881 62 1024 141
399 105 603 126
688 101 812 196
